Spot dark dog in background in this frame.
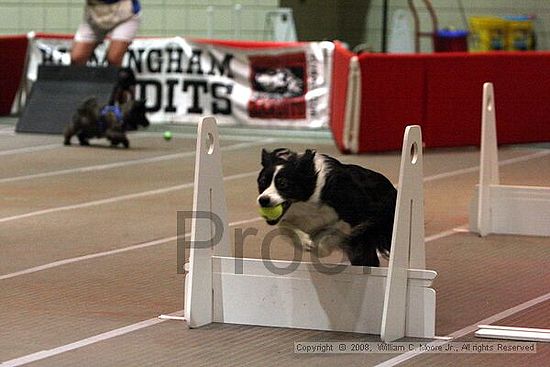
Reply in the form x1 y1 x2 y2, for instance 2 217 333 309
63 97 149 148
257 148 397 267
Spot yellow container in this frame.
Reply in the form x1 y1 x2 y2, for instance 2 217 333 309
469 16 507 51
506 19 534 51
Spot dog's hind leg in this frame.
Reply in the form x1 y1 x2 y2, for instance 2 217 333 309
343 222 392 267
109 138 129 148
345 242 380 267
106 130 129 148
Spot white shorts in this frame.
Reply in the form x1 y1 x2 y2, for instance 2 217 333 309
74 13 141 43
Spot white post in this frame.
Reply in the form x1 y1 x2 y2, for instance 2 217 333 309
381 125 425 342
477 82 500 236
233 4 242 40
184 117 230 327
343 56 361 154
206 6 214 39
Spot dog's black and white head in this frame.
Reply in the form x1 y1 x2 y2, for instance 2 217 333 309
257 148 318 225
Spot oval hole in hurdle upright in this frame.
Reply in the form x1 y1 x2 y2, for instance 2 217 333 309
410 142 418 164
206 132 215 155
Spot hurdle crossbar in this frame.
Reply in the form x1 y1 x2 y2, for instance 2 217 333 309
476 325 550 343
184 117 437 342
470 82 550 237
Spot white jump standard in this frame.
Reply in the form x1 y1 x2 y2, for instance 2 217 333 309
471 82 550 343
184 117 437 342
470 82 550 237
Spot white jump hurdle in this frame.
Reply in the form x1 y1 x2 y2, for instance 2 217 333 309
470 82 550 237
184 117 437 342
470 83 550 343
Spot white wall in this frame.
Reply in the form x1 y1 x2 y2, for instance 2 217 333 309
365 0 550 52
1 1 549 50
0 0 280 41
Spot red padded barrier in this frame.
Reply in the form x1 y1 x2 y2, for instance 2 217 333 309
357 53 425 152
194 38 307 49
329 51 550 152
33 32 73 40
0 35 28 116
329 41 354 153
423 52 550 148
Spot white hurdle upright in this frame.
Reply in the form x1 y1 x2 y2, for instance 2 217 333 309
469 82 550 237
184 117 231 327
470 83 550 343
184 117 437 342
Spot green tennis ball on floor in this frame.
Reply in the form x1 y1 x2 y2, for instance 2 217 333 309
259 204 284 221
163 131 172 141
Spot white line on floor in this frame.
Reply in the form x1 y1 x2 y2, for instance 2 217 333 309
0 171 258 224
0 139 272 184
0 310 184 367
374 292 550 367
133 131 282 142
0 224 464 366
0 220 462 281
0 126 15 136
0 144 60 157
2 148 547 225
0 217 261 280
423 150 550 183
0 145 546 364
424 225 467 242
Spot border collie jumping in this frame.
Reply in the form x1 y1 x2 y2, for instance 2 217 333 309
257 148 397 267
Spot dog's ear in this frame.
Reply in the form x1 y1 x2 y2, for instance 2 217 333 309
261 149 271 167
296 149 316 169
273 148 293 161
262 148 296 167
302 149 316 160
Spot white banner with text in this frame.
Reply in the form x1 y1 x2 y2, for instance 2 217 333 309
27 35 333 127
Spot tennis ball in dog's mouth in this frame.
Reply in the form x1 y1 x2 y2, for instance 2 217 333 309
259 204 284 221
163 131 172 141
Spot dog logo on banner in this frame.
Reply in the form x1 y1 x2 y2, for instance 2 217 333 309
248 52 307 120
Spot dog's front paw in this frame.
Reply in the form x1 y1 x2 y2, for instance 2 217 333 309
302 237 316 251
291 229 314 251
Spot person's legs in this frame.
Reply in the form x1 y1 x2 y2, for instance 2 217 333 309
107 14 141 66
106 40 131 66
71 41 98 65
71 22 102 65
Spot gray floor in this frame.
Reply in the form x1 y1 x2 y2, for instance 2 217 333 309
0 116 548 366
